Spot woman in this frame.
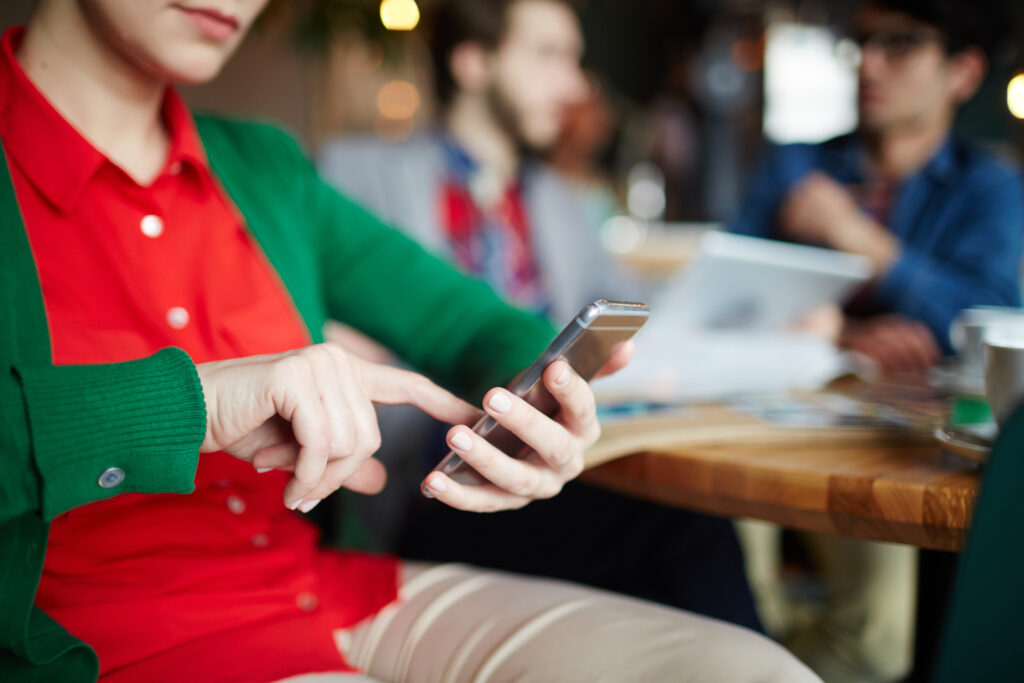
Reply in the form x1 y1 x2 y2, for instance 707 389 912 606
0 1 818 681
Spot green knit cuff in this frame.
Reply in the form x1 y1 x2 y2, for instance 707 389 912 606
16 348 206 520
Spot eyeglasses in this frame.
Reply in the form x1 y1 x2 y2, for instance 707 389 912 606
847 28 944 61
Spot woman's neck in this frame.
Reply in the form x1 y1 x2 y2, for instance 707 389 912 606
18 2 170 184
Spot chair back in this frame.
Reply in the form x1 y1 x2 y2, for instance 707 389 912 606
934 402 1024 681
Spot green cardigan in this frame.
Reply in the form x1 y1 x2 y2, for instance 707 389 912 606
0 115 554 681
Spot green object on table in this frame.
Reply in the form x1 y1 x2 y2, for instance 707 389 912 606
949 395 992 426
934 401 1024 681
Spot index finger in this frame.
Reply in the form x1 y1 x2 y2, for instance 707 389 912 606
362 364 480 425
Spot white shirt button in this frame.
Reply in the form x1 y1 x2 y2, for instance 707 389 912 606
295 592 319 612
250 533 270 548
140 215 164 238
166 307 190 329
97 467 125 488
226 495 246 515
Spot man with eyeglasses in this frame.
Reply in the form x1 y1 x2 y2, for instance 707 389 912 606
732 0 1023 377
729 1 1022 681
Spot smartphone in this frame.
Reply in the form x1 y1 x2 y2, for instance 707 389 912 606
423 299 649 494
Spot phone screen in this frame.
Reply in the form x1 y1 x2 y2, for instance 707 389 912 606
424 300 649 491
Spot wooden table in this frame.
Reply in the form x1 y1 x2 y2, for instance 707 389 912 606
582 395 981 552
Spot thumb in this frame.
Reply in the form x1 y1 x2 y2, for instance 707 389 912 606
341 457 388 495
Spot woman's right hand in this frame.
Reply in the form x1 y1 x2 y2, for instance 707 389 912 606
196 343 480 512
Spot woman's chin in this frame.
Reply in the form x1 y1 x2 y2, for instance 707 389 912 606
146 47 237 85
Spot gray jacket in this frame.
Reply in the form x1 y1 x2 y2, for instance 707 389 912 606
317 134 643 323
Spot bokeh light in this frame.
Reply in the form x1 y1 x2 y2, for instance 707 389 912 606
626 163 667 222
1008 74 1024 120
380 0 420 31
601 216 647 255
376 80 421 120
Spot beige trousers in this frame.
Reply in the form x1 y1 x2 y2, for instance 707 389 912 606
284 562 820 683
734 521 917 683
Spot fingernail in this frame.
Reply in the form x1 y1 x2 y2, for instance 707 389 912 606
555 365 570 386
256 467 272 474
299 499 321 513
488 391 512 414
451 431 473 452
428 476 447 493
288 498 303 511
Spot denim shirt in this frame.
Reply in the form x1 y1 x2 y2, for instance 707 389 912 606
729 133 1024 352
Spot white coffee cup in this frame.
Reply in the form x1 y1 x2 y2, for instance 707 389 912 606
954 307 1024 379
985 338 1024 426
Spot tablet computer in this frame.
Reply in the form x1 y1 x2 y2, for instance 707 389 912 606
657 231 872 330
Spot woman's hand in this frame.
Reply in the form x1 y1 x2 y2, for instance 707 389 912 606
422 341 635 512
197 343 479 512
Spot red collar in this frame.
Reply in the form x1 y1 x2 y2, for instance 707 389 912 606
0 26 208 214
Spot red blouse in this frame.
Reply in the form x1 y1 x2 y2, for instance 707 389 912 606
0 27 398 682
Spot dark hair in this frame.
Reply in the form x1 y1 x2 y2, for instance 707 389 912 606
865 0 1008 59
427 0 576 107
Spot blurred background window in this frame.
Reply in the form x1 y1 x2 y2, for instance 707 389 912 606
762 21 859 144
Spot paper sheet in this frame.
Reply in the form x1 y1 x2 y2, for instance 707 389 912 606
593 323 849 403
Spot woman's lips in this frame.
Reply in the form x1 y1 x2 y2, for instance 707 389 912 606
178 6 240 41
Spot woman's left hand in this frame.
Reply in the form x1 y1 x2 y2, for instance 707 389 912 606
422 341 634 512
